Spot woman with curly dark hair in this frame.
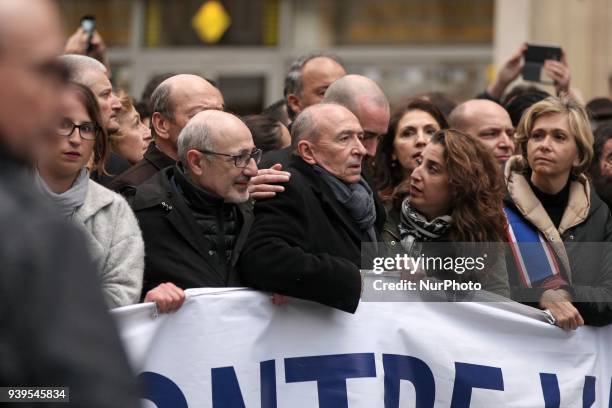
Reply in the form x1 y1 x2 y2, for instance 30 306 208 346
374 98 448 208
382 129 509 297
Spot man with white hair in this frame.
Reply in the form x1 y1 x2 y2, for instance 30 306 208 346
132 110 259 312
58 54 121 134
58 54 129 183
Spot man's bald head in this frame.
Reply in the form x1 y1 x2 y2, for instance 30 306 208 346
152 74 223 121
292 102 363 146
322 74 390 156
448 99 516 164
0 0 65 161
293 103 365 183
0 0 61 53
151 74 224 160
177 110 245 165
178 110 256 203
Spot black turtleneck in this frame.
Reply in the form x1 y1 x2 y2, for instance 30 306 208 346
528 175 570 229
172 165 239 266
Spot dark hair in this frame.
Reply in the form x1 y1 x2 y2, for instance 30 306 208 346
284 53 344 120
430 129 506 242
263 99 290 127
586 98 612 124
503 86 550 127
134 100 151 121
411 91 457 118
140 72 176 107
243 114 285 152
374 98 448 205
67 82 109 175
589 123 612 178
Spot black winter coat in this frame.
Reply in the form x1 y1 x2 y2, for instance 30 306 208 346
110 142 175 196
132 166 254 296
239 155 385 313
504 161 612 326
0 147 139 407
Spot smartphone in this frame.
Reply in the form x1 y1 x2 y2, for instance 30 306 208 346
522 44 562 84
80 15 96 54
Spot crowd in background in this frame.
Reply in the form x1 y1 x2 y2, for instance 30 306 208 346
2 1 612 406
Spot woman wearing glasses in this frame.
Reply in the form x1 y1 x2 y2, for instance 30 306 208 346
35 82 144 308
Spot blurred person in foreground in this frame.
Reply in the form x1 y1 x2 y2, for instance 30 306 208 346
110 89 152 164
240 103 385 313
505 95 612 329
133 110 259 313
0 0 139 405
35 83 144 308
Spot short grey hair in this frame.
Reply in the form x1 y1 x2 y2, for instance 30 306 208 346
290 107 319 151
322 75 389 114
284 52 344 99
57 54 106 86
150 81 173 120
177 119 215 168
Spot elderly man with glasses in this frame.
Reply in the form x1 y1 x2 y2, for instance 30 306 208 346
131 110 260 312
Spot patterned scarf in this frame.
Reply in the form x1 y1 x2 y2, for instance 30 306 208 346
399 198 452 256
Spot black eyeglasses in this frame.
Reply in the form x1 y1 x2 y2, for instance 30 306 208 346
57 119 99 141
197 148 262 168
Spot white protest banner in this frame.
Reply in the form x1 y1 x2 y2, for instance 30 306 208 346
113 288 612 407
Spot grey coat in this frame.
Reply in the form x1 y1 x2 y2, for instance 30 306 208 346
74 179 144 308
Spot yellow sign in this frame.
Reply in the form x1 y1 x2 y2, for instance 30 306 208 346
191 1 231 44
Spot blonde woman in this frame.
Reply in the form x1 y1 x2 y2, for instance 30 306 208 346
505 95 612 329
109 90 152 165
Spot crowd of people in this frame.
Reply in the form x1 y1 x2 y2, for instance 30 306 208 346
2 0 612 405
